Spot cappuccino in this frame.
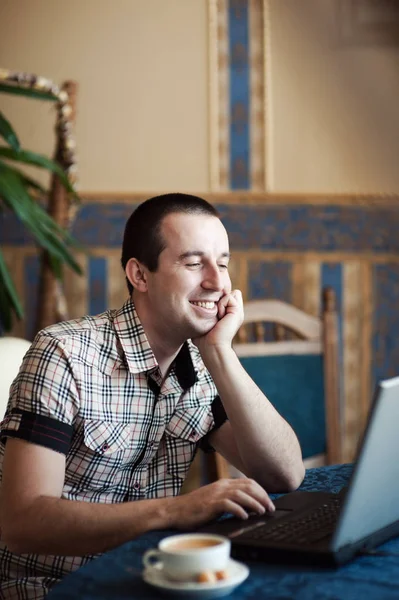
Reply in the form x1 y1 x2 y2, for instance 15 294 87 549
166 538 221 551
143 533 230 582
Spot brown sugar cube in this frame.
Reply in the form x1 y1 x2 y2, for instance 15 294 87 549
215 569 228 580
196 570 217 584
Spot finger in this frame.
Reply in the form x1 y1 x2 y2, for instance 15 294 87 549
231 289 243 304
229 290 243 316
222 499 249 521
218 301 226 320
229 489 268 516
217 294 230 319
231 479 275 512
218 293 238 319
213 479 270 515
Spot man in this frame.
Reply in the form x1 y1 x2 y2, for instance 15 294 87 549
0 193 304 597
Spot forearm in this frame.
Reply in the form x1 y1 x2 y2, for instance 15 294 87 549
3 494 176 556
205 347 305 491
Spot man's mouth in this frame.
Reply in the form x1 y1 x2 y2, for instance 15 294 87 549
189 300 218 310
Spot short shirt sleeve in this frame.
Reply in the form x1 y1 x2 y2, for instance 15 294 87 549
0 332 78 455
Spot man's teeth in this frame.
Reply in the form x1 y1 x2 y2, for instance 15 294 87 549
191 301 216 309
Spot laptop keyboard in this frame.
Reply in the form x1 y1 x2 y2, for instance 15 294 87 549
247 496 342 545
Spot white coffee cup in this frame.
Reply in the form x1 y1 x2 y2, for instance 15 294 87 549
142 533 231 582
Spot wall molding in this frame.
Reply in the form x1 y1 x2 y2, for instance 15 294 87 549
79 191 399 206
263 0 272 191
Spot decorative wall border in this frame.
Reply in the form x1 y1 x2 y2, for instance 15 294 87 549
263 0 272 191
208 0 223 190
79 191 399 206
4 198 399 252
208 0 267 191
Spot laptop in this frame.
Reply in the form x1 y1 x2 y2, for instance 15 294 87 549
198 376 399 566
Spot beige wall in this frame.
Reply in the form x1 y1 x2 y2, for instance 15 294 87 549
1 0 399 194
268 0 399 193
0 0 209 192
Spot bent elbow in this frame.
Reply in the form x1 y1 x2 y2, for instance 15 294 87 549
268 462 305 493
283 471 304 492
282 462 306 492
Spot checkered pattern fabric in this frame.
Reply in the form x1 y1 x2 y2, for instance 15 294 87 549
0 299 226 598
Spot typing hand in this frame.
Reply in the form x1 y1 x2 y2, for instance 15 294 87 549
169 478 275 530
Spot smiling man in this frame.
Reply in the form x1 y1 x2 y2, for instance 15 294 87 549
0 193 304 598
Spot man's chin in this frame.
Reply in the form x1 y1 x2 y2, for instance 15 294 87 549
189 318 217 339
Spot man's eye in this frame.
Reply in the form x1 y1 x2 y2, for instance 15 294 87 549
218 264 229 270
186 263 201 268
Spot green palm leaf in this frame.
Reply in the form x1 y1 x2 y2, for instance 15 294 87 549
0 163 47 196
48 254 64 280
31 201 80 246
0 164 82 275
0 84 84 331
0 248 24 330
0 111 20 151
0 147 78 199
0 163 80 246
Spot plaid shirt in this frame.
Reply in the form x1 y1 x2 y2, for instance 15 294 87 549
0 299 226 599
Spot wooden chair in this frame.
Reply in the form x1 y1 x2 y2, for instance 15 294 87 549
206 287 342 482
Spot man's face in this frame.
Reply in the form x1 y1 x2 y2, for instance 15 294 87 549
144 212 232 343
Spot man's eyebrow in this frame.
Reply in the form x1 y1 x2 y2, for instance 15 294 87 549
178 251 231 260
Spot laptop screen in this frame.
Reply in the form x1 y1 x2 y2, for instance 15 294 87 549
332 377 399 550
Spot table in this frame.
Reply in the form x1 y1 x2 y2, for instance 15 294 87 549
47 464 399 600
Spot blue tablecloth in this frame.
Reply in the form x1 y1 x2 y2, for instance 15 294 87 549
47 464 399 599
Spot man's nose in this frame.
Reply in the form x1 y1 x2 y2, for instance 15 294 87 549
201 265 224 291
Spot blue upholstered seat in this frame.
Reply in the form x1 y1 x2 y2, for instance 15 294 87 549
239 354 325 460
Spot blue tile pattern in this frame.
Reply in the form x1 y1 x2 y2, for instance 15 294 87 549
217 204 399 252
89 257 107 315
247 260 291 340
321 263 344 406
248 260 292 301
2 203 399 253
372 264 399 388
321 263 343 346
24 255 40 341
229 0 250 189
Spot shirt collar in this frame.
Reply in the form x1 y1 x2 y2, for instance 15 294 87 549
114 299 158 374
114 299 204 388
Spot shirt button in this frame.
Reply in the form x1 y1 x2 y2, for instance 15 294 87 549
148 441 155 448
190 429 196 439
133 482 141 490
102 443 109 452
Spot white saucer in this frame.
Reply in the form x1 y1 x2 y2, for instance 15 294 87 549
143 558 249 598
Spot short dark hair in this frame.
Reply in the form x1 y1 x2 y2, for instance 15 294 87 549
121 193 219 294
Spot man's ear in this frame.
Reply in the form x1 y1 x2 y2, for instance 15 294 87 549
125 258 148 292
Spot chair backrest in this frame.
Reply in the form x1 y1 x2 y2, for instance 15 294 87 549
206 287 342 481
0 337 31 419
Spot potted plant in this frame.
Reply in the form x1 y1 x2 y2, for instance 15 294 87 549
0 69 82 333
